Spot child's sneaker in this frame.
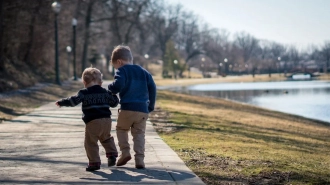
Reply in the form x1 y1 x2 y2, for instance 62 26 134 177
116 154 131 166
108 156 117 167
86 165 100 171
135 159 145 169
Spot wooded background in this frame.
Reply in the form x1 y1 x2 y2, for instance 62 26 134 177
0 0 329 92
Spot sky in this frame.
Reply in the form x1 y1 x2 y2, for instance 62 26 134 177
166 0 330 50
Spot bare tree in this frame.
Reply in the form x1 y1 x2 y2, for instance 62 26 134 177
321 41 330 73
23 0 42 64
175 11 204 77
287 46 301 72
203 29 230 74
86 0 151 71
0 0 3 68
147 2 182 75
81 0 96 73
234 32 259 77
270 42 286 75
257 40 272 77
98 0 149 45
134 1 156 56
300 44 322 73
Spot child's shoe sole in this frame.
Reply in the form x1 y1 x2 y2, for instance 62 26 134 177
86 166 100 171
135 165 145 169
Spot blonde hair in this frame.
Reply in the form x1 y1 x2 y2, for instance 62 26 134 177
82 67 103 85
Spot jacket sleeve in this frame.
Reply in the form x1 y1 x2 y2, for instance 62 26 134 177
57 91 84 107
108 68 126 94
107 90 119 108
147 74 157 113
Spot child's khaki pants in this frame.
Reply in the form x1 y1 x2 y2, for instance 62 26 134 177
84 118 118 166
116 110 148 163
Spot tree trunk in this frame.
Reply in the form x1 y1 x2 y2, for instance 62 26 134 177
0 0 3 69
81 1 94 73
326 59 329 74
252 66 256 78
24 0 42 64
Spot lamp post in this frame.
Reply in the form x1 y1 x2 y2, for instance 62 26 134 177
51 1 61 85
144 54 149 71
66 46 71 77
224 58 228 75
72 18 77 80
201 57 205 77
173 60 178 80
219 63 222 76
278 57 281 76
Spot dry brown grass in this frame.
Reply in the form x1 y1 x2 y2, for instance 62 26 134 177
154 74 287 86
151 90 330 185
154 73 330 87
0 81 83 122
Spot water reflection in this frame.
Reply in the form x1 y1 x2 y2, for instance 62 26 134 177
167 81 330 124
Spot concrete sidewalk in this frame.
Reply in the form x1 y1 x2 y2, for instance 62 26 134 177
0 101 205 184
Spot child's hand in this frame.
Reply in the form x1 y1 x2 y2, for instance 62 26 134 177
55 101 61 107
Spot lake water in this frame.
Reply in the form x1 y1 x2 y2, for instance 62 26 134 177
170 80 330 124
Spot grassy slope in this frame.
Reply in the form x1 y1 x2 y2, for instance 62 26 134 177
0 81 83 121
153 90 330 185
1 71 330 184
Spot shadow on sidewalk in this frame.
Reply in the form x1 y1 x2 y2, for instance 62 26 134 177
0 156 85 166
81 166 195 182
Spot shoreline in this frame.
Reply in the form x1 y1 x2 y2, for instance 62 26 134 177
154 73 330 87
156 75 330 125
157 89 330 127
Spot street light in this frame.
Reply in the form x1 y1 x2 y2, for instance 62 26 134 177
144 54 149 59
144 54 149 71
66 46 72 77
72 18 77 80
201 57 205 77
51 1 61 85
278 57 281 76
224 58 228 75
173 60 178 80
218 63 222 76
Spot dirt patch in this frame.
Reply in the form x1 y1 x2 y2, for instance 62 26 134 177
149 107 187 133
178 147 294 185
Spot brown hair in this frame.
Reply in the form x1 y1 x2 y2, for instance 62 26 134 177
111 45 133 64
81 67 103 84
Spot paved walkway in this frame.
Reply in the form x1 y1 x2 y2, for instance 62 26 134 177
0 99 205 184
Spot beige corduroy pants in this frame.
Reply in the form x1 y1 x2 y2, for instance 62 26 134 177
116 110 148 163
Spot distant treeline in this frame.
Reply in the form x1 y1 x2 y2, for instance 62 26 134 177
0 0 329 91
